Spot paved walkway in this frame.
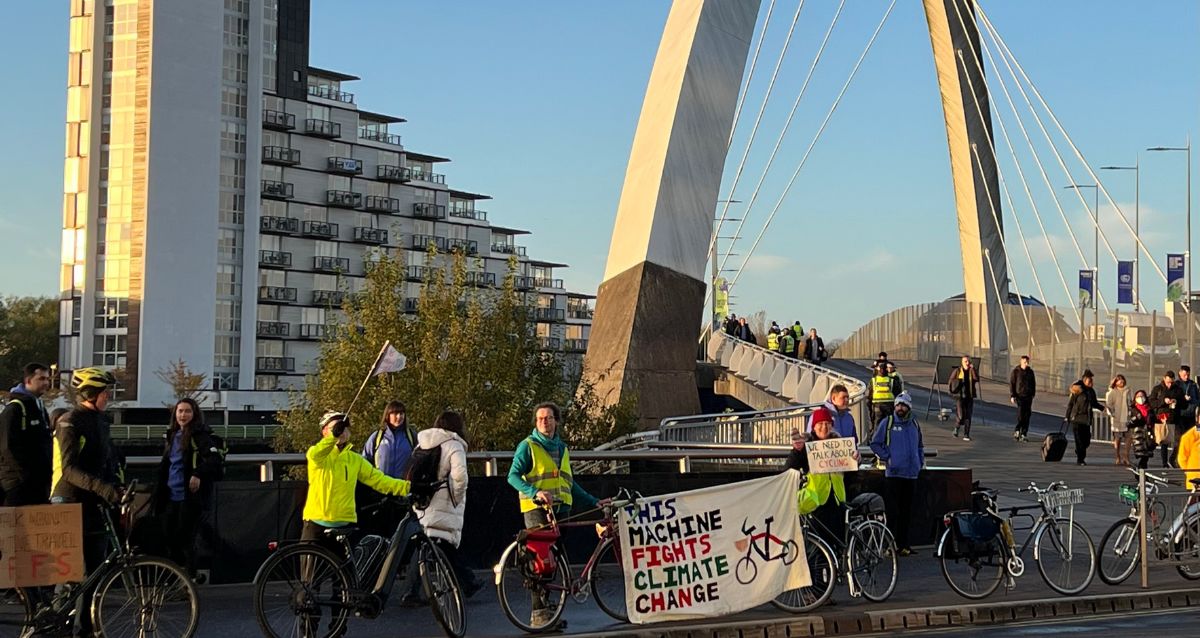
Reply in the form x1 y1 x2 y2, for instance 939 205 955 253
859 359 1071 418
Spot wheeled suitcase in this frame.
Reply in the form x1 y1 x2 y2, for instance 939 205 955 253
1042 421 1068 462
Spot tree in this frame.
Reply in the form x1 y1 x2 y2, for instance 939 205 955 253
275 249 637 461
0 296 58 391
154 358 208 404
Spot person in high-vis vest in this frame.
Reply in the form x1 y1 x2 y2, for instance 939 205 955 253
789 407 858 549
767 330 779 352
781 331 797 359
507 402 600 629
869 361 896 440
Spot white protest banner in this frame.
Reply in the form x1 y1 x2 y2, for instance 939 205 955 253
0 504 85 588
806 437 858 474
618 470 808 624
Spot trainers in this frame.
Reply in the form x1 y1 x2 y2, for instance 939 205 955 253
963 437 971 441
1020 435 1028 442
1013 431 1020 440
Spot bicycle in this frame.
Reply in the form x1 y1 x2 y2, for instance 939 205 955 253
938 481 1096 599
252 490 465 638
0 480 200 638
773 491 898 613
1097 468 1200 585
735 515 799 584
494 489 635 633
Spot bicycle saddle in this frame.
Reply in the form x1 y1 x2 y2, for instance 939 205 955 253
847 492 885 514
322 526 358 543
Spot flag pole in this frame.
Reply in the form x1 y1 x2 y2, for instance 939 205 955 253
347 340 390 416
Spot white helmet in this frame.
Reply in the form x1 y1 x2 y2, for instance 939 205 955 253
320 411 347 427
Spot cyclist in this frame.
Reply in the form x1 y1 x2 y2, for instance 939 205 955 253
790 406 858 546
52 367 123 637
507 402 600 629
302 411 411 551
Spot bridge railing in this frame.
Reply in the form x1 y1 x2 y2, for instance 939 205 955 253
112 423 278 441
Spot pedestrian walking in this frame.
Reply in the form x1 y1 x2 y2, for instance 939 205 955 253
766 328 779 353
1129 391 1156 470
1149 370 1185 467
1105 375 1131 466
0 363 53 506
803 328 827 365
1009 355 1037 442
780 330 797 359
1179 365 1200 426
868 361 896 440
887 362 904 394
1064 370 1102 466
870 392 923 556
414 411 484 598
724 314 738 336
948 356 980 440
735 317 756 344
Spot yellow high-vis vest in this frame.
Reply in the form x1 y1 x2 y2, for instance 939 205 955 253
871 375 894 403
518 439 574 513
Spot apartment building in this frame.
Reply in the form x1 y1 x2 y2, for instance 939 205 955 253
60 0 591 408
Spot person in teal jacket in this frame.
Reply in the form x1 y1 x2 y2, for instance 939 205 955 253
507 402 599 528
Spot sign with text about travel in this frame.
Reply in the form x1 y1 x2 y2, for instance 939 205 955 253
806 437 858 474
0 504 85 587
617 470 808 624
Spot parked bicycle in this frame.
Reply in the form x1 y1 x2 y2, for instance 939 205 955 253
0 480 200 638
252 489 464 638
938 481 1096 599
773 492 898 612
1097 468 1200 585
494 489 635 633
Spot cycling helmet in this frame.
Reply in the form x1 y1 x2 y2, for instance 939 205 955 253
71 367 116 398
320 411 348 427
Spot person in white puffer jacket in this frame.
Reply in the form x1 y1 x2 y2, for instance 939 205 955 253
415 411 483 596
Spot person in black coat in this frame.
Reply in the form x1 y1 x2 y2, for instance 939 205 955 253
948 356 980 440
1065 370 1103 465
803 328 827 365
0 363 53 505
1148 370 1186 466
1009 356 1037 441
153 398 225 576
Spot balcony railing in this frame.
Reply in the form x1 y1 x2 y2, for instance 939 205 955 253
466 271 497 287
260 216 298 234
376 164 411 183
447 238 478 255
326 190 362 209
326 156 362 175
262 146 300 165
405 265 433 282
262 180 294 199
353 227 388 245
258 286 297 303
514 276 535 290
491 243 526 256
256 321 290 338
256 356 295 373
534 278 564 289
298 324 328 340
534 307 566 323
413 203 446 220
358 127 402 146
538 336 561 350
259 250 293 268
262 109 295 130
364 195 400 214
408 170 446 185
568 307 594 320
403 297 420 313
301 220 339 239
411 234 448 252
305 118 341 138
313 256 350 273
312 290 345 306
308 84 354 103
564 338 588 352
449 208 488 221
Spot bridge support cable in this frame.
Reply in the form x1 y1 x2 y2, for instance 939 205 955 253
728 0 897 287
728 0 777 149
710 0 806 281
711 0 847 285
977 3 1169 286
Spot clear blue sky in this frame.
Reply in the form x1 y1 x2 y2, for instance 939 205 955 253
0 1 1196 338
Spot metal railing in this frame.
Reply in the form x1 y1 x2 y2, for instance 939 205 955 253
113 424 280 441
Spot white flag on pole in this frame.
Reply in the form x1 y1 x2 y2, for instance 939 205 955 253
371 343 407 376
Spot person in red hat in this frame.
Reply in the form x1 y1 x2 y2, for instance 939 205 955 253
788 406 859 546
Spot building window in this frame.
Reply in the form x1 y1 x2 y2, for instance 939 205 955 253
92 334 127 367
93 297 128 329
214 335 240 369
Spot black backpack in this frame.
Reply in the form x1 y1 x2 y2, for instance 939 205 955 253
403 443 444 509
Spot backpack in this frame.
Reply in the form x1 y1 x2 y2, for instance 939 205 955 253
403 443 444 509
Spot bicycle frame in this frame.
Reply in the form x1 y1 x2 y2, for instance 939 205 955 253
802 507 876 598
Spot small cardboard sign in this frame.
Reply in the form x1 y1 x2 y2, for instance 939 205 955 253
806 438 858 474
0 504 85 587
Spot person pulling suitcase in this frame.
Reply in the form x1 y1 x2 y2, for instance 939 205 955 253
1063 370 1102 466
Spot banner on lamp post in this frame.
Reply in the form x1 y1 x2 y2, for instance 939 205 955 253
1117 261 1134 305
1079 269 1095 309
1168 254 1186 302
714 278 729 317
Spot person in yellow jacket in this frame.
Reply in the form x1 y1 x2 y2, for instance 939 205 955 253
1178 419 1200 488
301 411 410 550
789 407 858 547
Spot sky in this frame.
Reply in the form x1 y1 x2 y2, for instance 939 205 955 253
0 1 1196 339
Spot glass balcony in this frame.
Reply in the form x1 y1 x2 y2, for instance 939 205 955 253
376 164 411 183
326 190 362 209
411 234 448 252
449 208 487 221
538 336 561 350
308 84 354 103
260 216 298 234
447 238 478 255
405 265 433 282
364 196 400 214
262 146 300 165
312 290 346 306
564 338 588 353
491 243 526 256
407 170 446 185
534 307 566 323
258 250 292 268
256 321 290 338
262 109 295 130
534 278 564 289
403 297 420 313
301 220 339 239
568 306 594 320
326 156 362 175
262 180 294 200
313 256 350 273
412 203 446 220
353 227 388 245
305 118 341 138
298 324 328 340
514 276 535 290
466 271 497 287
256 356 295 373
258 286 297 303
358 127 402 146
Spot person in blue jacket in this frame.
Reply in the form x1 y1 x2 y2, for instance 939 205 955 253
807 384 857 443
870 392 924 556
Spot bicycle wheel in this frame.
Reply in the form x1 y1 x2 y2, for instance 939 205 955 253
496 541 569 633
0 587 33 629
420 540 466 638
1035 518 1096 595
92 556 199 638
735 555 757 585
1097 518 1141 586
847 519 897 602
1173 516 1200 580
253 544 353 638
939 528 1005 600
589 537 628 623
772 533 835 613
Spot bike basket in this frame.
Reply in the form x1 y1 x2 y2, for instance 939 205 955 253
1039 488 1084 509
1118 484 1140 506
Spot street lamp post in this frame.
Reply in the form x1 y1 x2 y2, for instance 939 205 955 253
1101 160 1141 310
1149 136 1193 366
1065 183 1100 344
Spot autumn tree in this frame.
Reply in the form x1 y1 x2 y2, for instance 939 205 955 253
0 296 58 390
154 358 209 404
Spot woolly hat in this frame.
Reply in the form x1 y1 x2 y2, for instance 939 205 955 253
810 406 835 425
